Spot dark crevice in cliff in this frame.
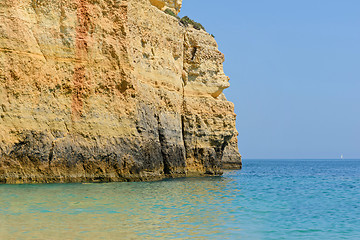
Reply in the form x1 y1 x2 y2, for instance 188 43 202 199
181 115 187 160
180 89 188 161
191 47 197 61
48 141 55 166
156 115 171 175
181 32 188 165
64 122 71 133
221 136 232 152
217 135 231 161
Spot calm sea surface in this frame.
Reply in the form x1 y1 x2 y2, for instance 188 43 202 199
0 159 359 239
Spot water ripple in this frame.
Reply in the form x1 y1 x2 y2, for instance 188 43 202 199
0 159 359 239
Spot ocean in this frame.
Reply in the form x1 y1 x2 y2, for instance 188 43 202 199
0 159 359 239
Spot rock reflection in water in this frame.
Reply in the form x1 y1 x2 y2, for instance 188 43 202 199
0 176 241 239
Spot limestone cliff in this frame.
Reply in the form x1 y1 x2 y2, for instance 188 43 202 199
0 0 241 183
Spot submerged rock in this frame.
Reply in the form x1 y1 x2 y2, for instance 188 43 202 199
0 0 241 183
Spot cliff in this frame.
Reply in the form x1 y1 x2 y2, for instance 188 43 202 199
0 0 241 183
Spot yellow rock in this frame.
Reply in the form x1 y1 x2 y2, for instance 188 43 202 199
0 0 241 184
149 0 182 14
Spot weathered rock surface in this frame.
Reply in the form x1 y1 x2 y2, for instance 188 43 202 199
0 0 241 183
149 0 182 14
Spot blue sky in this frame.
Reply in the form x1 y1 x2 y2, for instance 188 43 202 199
180 0 360 159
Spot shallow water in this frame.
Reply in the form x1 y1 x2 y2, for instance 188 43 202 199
1 159 359 239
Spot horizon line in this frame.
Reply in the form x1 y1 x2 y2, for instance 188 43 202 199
242 158 360 160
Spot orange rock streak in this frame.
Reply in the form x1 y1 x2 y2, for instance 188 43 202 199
72 0 90 120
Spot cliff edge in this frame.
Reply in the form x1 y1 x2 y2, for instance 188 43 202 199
0 0 241 183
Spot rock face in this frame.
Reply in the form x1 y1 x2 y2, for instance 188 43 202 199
149 0 182 14
0 0 241 183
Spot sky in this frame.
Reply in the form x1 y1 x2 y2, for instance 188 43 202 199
180 0 360 159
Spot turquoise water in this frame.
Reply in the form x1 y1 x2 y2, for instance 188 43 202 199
0 159 359 239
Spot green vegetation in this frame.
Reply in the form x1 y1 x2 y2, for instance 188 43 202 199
163 10 207 32
211 34 215 38
164 9 180 20
180 16 206 31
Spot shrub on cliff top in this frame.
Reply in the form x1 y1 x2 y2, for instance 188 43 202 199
164 9 180 20
180 16 206 31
